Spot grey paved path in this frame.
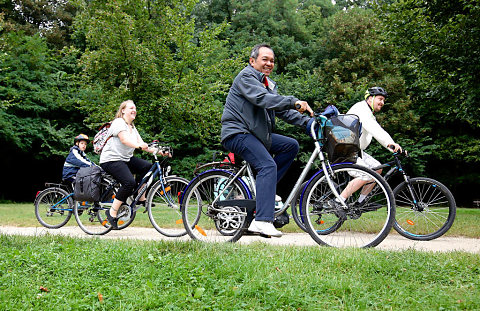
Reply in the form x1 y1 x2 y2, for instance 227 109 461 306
1 226 479 254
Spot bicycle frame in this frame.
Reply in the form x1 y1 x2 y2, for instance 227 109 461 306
373 152 423 211
206 114 349 215
126 149 177 214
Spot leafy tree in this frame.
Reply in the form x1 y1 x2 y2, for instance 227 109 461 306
377 0 480 161
193 0 337 73
74 0 243 176
0 0 78 49
0 30 86 158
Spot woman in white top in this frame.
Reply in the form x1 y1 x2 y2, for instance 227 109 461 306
100 100 169 228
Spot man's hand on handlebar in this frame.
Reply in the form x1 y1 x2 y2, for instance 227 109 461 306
295 101 314 117
387 143 404 154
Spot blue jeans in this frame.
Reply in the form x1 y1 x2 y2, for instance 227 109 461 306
222 133 299 222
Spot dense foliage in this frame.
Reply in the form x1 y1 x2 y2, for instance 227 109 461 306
0 0 478 204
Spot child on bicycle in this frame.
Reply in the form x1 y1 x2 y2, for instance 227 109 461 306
62 134 95 183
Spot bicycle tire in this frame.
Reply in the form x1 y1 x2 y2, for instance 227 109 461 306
34 187 73 228
181 170 251 243
393 177 456 241
302 163 395 248
147 176 190 237
74 201 112 235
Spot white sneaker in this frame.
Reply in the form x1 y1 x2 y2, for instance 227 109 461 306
248 219 282 237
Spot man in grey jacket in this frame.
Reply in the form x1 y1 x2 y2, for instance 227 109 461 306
221 44 313 237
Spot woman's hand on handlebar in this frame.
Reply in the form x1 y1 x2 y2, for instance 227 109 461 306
294 101 314 117
137 143 149 151
158 149 172 157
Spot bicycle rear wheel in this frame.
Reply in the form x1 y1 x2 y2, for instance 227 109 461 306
182 170 251 243
302 164 395 248
147 176 190 237
393 177 456 240
34 187 73 228
74 201 112 235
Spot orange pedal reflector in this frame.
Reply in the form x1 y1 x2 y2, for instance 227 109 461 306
175 219 183 224
320 220 325 224
82 201 86 206
195 225 207 236
406 219 415 225
102 220 108 226
118 220 125 225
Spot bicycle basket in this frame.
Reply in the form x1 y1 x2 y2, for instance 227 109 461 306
323 114 361 163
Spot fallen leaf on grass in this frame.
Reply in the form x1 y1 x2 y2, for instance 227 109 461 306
39 287 49 292
98 292 104 303
193 287 205 298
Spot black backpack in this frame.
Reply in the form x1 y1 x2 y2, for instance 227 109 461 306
74 166 103 202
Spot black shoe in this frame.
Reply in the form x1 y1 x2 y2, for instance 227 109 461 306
138 200 154 213
324 199 343 210
324 199 347 219
105 209 118 229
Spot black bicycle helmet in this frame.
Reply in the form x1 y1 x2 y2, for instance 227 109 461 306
364 87 388 100
74 134 89 144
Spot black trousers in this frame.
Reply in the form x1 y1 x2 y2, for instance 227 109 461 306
100 157 151 203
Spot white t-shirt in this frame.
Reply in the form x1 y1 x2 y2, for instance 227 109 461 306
99 118 140 163
347 100 395 151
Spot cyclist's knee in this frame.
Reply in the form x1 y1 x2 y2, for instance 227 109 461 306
122 179 136 193
257 160 277 175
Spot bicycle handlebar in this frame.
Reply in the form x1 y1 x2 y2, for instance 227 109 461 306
148 141 173 156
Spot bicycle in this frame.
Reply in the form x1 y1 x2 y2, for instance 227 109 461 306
33 174 132 230
180 108 396 248
373 150 456 240
73 142 191 236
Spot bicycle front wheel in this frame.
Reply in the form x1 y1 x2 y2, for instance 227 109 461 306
34 187 73 228
147 176 190 237
393 177 456 240
302 164 395 248
182 170 251 243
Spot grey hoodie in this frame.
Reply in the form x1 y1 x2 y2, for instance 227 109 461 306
221 65 311 150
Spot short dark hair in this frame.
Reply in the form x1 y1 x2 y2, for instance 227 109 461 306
250 44 274 60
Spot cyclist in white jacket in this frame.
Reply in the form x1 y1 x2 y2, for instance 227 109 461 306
334 87 402 205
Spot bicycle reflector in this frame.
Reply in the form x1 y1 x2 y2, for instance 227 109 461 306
195 225 207 236
406 219 415 225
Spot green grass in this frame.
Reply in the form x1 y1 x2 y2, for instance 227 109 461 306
0 234 479 310
3 203 480 238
